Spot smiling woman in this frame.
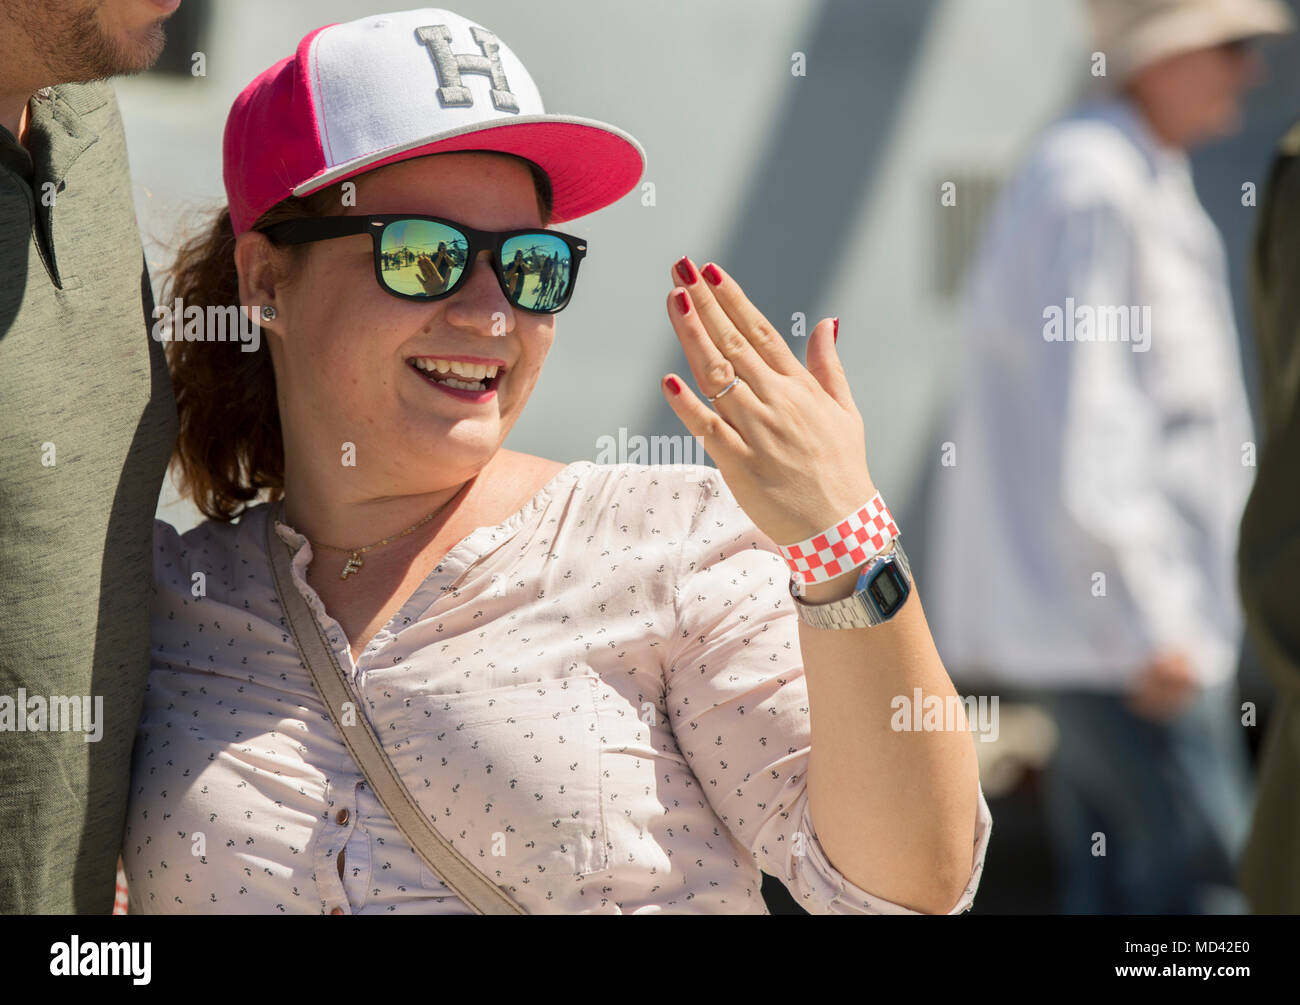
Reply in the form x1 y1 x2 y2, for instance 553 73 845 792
122 6 990 916
164 152 554 523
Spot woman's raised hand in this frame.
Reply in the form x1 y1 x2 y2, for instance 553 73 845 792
661 257 876 548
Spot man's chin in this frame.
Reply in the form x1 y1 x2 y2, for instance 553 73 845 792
118 22 168 75
1185 108 1241 148
1208 108 1243 141
50 16 170 82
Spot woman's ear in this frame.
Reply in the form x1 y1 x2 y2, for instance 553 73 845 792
234 230 284 323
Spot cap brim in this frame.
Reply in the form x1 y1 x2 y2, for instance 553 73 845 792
292 113 646 224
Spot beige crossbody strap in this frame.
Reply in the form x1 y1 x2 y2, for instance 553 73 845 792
264 504 526 915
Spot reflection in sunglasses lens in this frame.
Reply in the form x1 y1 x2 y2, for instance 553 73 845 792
380 220 467 297
500 233 573 312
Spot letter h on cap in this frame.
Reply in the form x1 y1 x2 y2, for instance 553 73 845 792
415 24 520 112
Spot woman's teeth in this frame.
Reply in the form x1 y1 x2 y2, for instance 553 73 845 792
411 358 500 391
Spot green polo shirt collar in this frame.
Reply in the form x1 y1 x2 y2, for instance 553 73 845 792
0 84 107 285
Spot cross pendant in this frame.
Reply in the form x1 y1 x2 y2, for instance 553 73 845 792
340 553 363 579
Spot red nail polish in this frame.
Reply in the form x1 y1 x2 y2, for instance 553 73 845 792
675 256 698 285
665 375 682 395
674 289 691 315
702 263 722 286
833 317 839 344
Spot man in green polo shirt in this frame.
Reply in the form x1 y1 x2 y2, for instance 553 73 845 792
1239 118 1300 914
1 0 181 912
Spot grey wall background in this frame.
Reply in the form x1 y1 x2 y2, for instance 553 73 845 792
119 0 1299 559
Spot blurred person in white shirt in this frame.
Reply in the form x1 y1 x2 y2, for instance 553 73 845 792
927 0 1292 914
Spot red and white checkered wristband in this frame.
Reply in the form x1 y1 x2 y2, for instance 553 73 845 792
778 492 899 588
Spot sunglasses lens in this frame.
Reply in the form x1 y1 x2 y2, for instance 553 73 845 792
500 233 575 312
379 220 468 297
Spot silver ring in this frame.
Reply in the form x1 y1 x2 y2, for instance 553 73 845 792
707 375 743 402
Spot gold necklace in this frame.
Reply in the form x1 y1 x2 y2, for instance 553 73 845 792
309 505 443 580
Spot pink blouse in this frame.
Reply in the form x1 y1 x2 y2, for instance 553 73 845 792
124 461 991 914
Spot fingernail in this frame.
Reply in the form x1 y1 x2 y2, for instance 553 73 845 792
702 263 723 286
665 375 682 395
833 317 839 344
675 255 698 285
674 289 691 315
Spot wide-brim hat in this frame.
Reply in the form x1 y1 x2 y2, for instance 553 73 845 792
1087 0 1294 83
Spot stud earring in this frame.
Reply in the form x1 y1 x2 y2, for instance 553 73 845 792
260 305 277 321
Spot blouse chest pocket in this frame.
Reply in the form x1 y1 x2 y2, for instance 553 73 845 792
395 672 610 890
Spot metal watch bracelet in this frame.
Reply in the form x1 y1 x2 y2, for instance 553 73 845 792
789 537 912 629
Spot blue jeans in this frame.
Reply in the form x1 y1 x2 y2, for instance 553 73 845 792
1037 682 1254 914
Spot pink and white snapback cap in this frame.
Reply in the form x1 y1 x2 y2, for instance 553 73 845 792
223 7 646 235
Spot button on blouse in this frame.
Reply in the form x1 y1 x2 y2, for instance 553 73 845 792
125 461 991 913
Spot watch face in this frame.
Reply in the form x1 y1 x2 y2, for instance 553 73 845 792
867 563 909 617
